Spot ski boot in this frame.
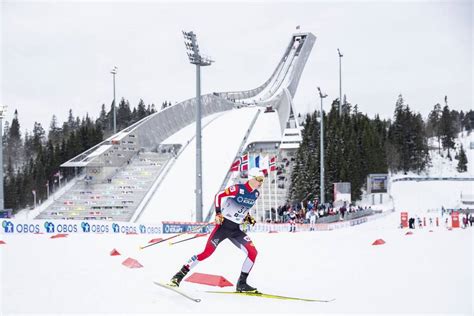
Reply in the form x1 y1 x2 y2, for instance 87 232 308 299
236 272 257 292
170 265 190 287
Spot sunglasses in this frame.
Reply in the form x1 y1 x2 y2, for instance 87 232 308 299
254 176 264 183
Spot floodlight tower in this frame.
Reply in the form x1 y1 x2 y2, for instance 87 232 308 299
317 87 328 205
337 48 343 115
182 31 214 222
111 66 118 134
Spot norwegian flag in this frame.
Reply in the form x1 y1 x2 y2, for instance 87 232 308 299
260 155 269 177
229 158 241 172
240 153 249 171
270 156 277 172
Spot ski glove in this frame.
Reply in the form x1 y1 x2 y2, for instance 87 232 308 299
244 214 256 226
215 213 224 225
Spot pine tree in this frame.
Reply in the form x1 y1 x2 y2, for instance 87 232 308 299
97 104 108 132
461 110 473 133
387 95 407 172
67 109 77 131
117 98 132 130
439 105 456 155
48 115 62 145
450 109 462 135
410 113 430 172
427 103 442 153
32 122 46 154
7 109 23 169
136 99 147 120
457 145 468 172
4 156 16 209
2 120 10 157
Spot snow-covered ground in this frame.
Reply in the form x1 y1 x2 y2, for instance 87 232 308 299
3 108 473 315
385 131 474 214
1 208 472 315
394 131 474 179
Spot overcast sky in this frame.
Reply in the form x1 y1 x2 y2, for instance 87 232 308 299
1 0 472 134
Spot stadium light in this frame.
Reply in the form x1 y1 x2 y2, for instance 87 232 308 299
317 87 328 205
110 66 118 134
337 48 343 115
182 31 214 222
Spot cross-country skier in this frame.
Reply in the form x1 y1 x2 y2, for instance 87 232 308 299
288 208 297 232
169 167 264 292
308 208 318 231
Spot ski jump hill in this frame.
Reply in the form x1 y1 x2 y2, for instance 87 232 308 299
27 32 316 225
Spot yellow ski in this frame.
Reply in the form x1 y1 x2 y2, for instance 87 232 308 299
205 290 335 302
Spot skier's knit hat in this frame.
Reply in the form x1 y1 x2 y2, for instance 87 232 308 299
248 168 264 180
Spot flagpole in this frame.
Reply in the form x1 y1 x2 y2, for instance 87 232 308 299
266 155 270 222
258 153 262 221
274 156 277 222
269 161 272 222
251 153 256 219
274 163 277 221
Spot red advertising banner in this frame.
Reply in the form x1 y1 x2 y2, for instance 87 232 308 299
451 212 460 228
401 212 408 228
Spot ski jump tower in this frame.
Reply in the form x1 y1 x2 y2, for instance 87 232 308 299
49 32 316 222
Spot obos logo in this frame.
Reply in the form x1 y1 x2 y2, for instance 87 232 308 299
83 222 109 233
3 221 39 233
92 224 109 233
112 223 120 233
44 221 55 233
111 223 136 234
2 220 14 233
45 222 77 233
146 225 161 234
81 222 91 232
139 224 161 234
237 197 254 205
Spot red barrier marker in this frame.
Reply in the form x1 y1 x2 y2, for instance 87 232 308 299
149 238 163 244
122 257 143 268
50 234 68 239
372 239 386 245
185 272 233 287
110 248 121 256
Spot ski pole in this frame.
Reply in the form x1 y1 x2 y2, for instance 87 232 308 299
139 223 212 250
169 233 209 246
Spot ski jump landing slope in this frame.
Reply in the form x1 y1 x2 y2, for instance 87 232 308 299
136 33 315 223
138 107 259 223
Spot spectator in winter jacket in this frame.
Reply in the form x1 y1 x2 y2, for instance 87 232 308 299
340 202 347 219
